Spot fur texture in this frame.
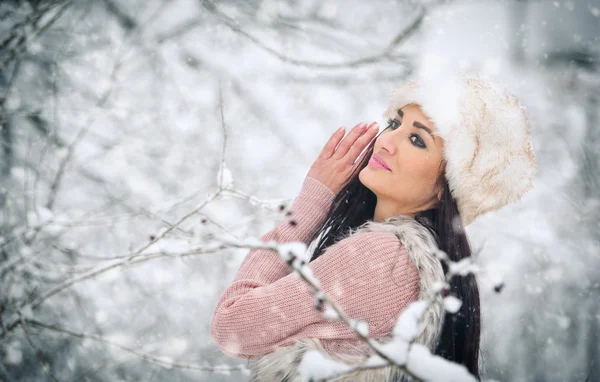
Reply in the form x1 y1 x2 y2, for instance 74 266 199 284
248 216 445 382
382 73 537 226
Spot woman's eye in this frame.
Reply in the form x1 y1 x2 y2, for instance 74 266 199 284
386 118 401 130
410 134 426 148
385 118 426 148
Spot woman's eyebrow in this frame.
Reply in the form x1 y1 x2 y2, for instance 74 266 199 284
397 108 435 138
413 121 434 137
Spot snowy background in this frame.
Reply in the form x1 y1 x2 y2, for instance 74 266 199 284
1 0 599 380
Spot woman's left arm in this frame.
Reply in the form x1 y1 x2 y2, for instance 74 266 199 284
210 231 420 359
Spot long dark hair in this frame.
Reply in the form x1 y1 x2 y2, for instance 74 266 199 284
307 133 481 378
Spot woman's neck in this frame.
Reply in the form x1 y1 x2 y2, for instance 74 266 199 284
373 198 416 222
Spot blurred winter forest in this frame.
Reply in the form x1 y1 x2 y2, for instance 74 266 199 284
0 0 599 381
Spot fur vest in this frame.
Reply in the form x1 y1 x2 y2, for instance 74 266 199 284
247 216 446 382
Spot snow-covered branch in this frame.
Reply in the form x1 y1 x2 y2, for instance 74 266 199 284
218 232 480 382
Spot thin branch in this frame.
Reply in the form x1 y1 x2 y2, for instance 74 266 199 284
100 0 137 30
155 17 203 43
25 192 221 309
0 1 73 71
24 318 248 373
221 188 288 212
0 191 223 340
200 0 417 69
46 127 88 210
19 316 60 382
385 7 426 51
217 81 228 191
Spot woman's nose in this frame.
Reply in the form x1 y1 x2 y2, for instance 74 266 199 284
378 131 397 156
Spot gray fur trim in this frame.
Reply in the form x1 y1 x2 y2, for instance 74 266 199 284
248 216 446 382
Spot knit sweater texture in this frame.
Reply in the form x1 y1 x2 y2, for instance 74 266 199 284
210 176 421 360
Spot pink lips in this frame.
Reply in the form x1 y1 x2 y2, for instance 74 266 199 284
369 154 391 171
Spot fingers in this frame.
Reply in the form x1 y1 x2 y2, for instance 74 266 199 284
332 121 368 159
320 126 346 159
345 122 379 164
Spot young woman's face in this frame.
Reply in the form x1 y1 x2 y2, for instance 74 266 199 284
359 103 446 218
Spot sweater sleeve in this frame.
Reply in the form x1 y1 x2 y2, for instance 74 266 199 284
210 231 421 359
223 176 336 287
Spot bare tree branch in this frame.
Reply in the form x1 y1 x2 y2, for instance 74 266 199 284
100 0 137 30
46 126 88 210
217 81 229 191
24 318 249 373
19 316 60 382
0 1 72 71
200 0 417 69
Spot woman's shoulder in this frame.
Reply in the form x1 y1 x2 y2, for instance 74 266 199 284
334 220 415 255
332 219 444 288
338 218 441 270
332 230 416 278
336 229 406 255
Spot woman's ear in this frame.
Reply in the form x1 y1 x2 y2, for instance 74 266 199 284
435 173 446 203
436 163 446 203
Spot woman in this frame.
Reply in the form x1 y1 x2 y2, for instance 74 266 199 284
210 73 537 381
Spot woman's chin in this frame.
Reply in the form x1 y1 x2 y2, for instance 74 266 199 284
360 168 388 199
358 168 375 190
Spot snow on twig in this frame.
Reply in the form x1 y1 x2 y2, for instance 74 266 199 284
188 228 479 382
225 237 479 382
217 82 234 191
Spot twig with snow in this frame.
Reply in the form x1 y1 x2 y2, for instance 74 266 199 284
263 236 478 382
217 82 233 191
302 249 480 382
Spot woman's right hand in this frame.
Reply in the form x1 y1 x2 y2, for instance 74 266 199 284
307 121 379 195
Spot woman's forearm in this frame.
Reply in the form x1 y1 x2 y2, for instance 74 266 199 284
210 177 336 359
221 176 335 286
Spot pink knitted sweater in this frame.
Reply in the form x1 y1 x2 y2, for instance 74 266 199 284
210 176 420 359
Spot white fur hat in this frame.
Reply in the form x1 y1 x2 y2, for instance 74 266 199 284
382 73 537 226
